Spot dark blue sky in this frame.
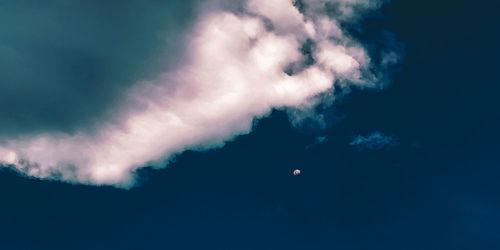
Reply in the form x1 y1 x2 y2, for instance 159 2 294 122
1 1 499 249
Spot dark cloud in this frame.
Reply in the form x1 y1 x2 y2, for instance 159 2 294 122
0 0 197 138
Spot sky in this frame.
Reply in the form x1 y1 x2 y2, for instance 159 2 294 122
0 0 499 249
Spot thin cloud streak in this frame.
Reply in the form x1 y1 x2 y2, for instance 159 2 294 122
349 131 399 150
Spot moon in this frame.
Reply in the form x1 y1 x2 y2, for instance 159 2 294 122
293 169 301 176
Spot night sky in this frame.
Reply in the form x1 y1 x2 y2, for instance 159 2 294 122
1 1 499 249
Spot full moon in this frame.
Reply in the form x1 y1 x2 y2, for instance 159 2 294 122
293 169 301 176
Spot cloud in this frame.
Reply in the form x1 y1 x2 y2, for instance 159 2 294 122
306 136 328 150
0 0 198 137
0 0 398 188
349 131 399 150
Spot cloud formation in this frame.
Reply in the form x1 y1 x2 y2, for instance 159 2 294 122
349 131 399 150
0 0 397 187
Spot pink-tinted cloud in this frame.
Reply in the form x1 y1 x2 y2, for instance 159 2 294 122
0 0 394 187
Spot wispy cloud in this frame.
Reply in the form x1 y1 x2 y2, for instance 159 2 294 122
0 0 399 188
349 131 399 150
306 136 328 150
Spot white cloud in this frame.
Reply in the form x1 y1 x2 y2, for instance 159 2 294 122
0 0 393 188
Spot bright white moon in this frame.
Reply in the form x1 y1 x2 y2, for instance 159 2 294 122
293 169 301 176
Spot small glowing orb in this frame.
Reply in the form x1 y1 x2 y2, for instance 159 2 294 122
293 169 301 176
